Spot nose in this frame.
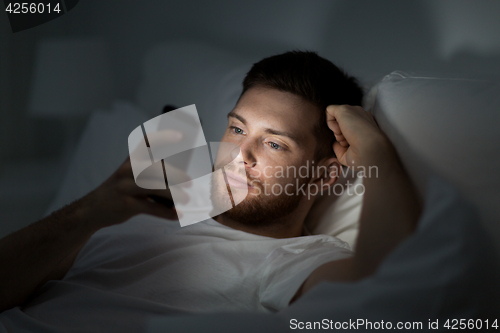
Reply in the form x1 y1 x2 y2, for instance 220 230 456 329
237 137 257 168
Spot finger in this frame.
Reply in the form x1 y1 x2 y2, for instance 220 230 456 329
326 105 345 121
333 141 348 166
334 132 347 143
326 114 342 135
327 105 378 148
337 139 349 147
326 104 338 119
326 104 356 125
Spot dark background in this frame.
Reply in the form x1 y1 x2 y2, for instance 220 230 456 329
1 0 500 236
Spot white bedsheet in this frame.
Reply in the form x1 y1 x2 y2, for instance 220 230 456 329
0 217 352 332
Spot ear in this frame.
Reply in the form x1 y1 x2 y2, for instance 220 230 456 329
312 157 341 192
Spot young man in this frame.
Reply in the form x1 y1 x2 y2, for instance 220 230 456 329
0 52 420 329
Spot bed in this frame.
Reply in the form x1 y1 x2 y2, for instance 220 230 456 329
17 42 500 332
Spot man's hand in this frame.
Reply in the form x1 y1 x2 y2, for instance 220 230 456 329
83 128 192 230
83 156 190 231
326 105 392 168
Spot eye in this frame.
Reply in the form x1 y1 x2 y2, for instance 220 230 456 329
268 142 281 150
230 126 245 135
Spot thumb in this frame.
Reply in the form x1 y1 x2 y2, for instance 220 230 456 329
333 141 348 166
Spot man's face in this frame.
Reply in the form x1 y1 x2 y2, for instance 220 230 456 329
211 86 322 226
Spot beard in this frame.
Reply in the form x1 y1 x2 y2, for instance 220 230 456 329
210 167 311 227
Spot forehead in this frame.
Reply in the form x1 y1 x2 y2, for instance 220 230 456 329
230 87 320 145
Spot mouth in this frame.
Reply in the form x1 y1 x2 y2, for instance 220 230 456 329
224 171 254 189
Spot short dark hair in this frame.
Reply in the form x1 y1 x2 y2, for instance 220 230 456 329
241 51 364 161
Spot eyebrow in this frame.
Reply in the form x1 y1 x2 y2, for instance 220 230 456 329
227 111 302 146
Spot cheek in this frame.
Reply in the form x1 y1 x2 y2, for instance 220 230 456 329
278 159 314 183
220 131 232 143
254 161 300 185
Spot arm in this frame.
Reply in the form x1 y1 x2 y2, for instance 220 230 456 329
292 105 422 301
0 133 189 313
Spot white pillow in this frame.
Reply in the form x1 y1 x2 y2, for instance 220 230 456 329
369 71 500 254
303 173 362 249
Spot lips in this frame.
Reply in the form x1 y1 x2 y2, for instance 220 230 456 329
224 171 253 189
